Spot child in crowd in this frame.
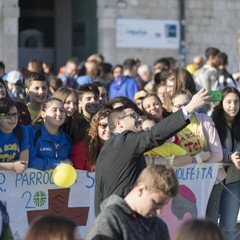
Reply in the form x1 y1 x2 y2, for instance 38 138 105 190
27 97 72 171
0 98 29 173
78 83 100 122
25 72 48 121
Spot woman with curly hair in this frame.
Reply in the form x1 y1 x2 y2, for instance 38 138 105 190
70 107 112 171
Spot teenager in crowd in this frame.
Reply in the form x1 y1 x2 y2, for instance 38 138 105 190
142 93 164 122
25 72 48 121
53 87 87 143
71 108 112 171
87 165 178 240
27 97 72 171
0 98 29 173
170 90 225 223
211 87 240 240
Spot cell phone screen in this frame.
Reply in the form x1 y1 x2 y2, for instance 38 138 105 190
208 90 222 102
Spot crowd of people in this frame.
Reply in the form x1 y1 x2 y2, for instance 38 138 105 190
1 47 240 239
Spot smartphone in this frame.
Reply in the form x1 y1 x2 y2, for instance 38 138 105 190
208 90 222 102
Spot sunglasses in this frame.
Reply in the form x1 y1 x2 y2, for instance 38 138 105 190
98 122 108 129
0 112 20 120
123 112 141 120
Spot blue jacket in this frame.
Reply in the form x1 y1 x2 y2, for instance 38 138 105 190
27 124 72 171
109 76 139 101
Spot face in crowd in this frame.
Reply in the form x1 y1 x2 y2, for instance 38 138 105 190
41 100 66 128
98 116 111 142
171 94 190 113
63 93 78 117
26 81 48 104
142 95 163 121
0 106 19 133
222 91 240 122
78 92 99 118
119 108 142 132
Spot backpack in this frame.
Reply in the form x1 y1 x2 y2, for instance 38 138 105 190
13 126 41 149
13 126 23 148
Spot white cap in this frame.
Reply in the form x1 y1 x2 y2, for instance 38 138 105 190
6 70 23 84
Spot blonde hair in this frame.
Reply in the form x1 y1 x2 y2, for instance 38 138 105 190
135 165 179 197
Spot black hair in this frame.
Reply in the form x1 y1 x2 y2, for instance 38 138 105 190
25 72 47 88
212 87 240 144
0 98 17 114
77 83 99 100
205 47 221 59
218 52 228 66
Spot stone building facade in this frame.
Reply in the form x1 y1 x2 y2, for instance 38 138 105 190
98 0 240 71
0 0 240 72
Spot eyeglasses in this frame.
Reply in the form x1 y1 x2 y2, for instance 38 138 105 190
98 122 108 129
173 102 189 109
0 112 20 119
123 112 141 120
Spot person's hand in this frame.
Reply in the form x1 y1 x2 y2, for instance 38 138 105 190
12 160 28 173
229 151 240 170
193 151 210 163
185 88 210 114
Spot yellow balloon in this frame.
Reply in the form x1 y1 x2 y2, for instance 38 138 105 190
52 163 77 188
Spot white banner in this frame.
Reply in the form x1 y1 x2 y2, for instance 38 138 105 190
160 163 218 237
0 164 218 239
116 18 180 49
0 170 95 240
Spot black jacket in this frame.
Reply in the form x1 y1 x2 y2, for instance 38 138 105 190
94 109 189 215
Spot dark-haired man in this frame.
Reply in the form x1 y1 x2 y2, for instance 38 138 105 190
94 88 210 215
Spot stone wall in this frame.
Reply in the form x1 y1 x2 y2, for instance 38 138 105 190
1 0 240 72
98 0 240 72
0 0 19 72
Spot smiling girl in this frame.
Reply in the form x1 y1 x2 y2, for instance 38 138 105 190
27 97 72 171
142 94 164 122
53 87 87 143
212 87 240 239
0 98 29 173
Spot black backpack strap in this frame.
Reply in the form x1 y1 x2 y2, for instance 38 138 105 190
33 128 42 147
13 126 23 148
